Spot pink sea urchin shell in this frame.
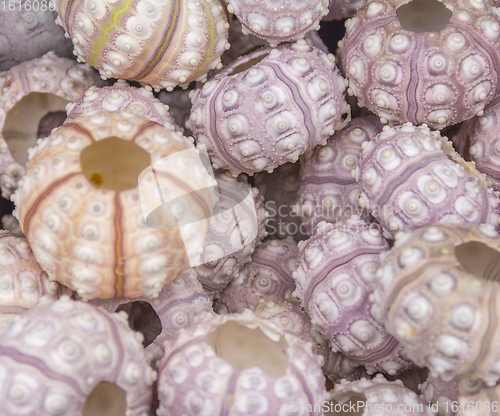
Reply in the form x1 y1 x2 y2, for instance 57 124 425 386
355 123 500 238
297 115 382 235
157 310 326 416
65 80 175 129
373 224 500 386
53 0 230 91
13 111 207 300
294 217 413 375
457 383 500 415
0 230 64 332
329 374 433 416
0 52 102 199
0 296 156 415
340 0 500 129
189 41 351 176
226 0 330 46
0 4 73 71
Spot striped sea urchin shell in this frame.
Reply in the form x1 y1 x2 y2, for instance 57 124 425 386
226 0 330 46
297 115 381 235
53 0 230 91
13 111 208 299
294 217 412 375
188 40 351 176
373 224 500 386
0 52 101 199
340 0 500 129
355 124 500 239
157 310 326 416
65 80 175 128
0 296 156 415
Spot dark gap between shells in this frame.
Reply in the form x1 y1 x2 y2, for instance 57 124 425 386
397 0 452 33
116 301 162 348
205 321 288 378
3 92 70 166
80 136 150 192
228 51 270 76
455 241 500 282
82 382 126 416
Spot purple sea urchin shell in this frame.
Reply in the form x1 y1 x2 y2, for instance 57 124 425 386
294 217 413 375
157 310 326 416
65 80 175 129
189 41 351 176
0 4 73 71
226 0 330 46
91 269 214 362
215 237 298 312
13 111 205 300
421 375 485 416
355 124 500 238
340 0 500 129
0 296 156 415
0 230 64 332
373 224 500 385
297 116 382 235
457 383 500 415
194 172 268 295
0 52 101 199
329 374 434 416
453 97 500 191
53 0 230 90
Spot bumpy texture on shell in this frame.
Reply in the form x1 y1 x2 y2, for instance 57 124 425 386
188 41 351 176
0 52 101 199
453 97 500 192
322 0 368 21
329 374 434 415
226 0 329 45
13 111 206 300
194 172 268 295
294 217 412 375
156 310 326 416
91 269 214 362
215 237 298 312
457 383 500 415
0 5 73 71
0 296 156 415
65 80 175 128
53 0 230 90
254 162 307 241
421 375 485 416
297 115 381 235
340 0 500 129
0 230 64 332
355 124 500 239
373 224 500 385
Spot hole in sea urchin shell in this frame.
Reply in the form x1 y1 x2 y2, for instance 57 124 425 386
116 301 162 348
397 0 452 33
205 321 289 378
80 137 150 192
325 393 366 416
3 92 70 166
82 382 126 416
455 241 500 282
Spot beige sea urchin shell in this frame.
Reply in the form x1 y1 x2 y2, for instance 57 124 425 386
13 111 211 300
